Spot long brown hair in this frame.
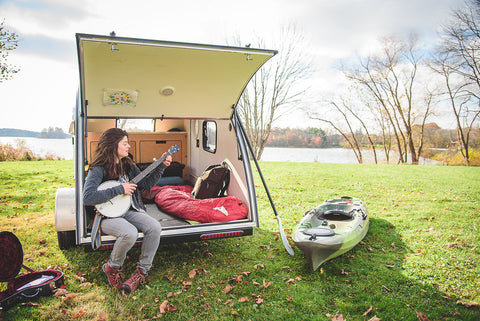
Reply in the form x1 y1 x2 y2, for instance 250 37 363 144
90 128 134 179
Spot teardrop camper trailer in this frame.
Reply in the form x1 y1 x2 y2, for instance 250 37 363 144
54 33 277 250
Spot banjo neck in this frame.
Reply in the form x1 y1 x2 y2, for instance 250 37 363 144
130 144 180 184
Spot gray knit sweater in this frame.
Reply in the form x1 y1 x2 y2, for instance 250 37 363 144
83 163 167 212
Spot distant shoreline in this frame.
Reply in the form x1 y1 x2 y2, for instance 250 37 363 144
0 128 71 139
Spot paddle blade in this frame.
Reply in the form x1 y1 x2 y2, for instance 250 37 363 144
276 215 294 256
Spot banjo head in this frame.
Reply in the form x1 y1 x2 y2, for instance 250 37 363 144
95 181 132 217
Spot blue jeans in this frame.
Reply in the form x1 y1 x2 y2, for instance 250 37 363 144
101 210 161 273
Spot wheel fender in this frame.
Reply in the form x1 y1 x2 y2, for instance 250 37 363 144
55 188 76 232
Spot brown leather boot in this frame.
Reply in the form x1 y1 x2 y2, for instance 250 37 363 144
102 263 124 290
122 268 147 293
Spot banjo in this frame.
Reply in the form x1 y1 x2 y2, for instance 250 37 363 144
95 144 180 217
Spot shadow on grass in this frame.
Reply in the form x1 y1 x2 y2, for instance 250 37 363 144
58 217 479 321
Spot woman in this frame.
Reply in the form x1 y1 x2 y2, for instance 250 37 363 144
83 128 171 293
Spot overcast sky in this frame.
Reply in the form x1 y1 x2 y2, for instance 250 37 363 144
0 0 466 132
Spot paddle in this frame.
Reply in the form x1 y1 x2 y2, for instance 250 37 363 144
234 109 295 256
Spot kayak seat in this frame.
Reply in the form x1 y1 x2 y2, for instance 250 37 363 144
318 210 353 221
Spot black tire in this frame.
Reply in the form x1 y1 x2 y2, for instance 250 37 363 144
57 231 76 250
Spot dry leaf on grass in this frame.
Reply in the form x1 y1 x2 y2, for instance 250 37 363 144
363 306 373 316
72 309 86 318
72 274 86 282
222 284 233 294
457 300 479 308
252 294 263 304
62 293 78 302
331 313 345 321
96 311 106 321
416 311 430 321
263 279 272 288
53 288 69 297
159 300 179 314
285 278 295 285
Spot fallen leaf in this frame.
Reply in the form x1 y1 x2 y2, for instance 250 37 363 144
254 264 265 269
188 269 197 278
230 274 243 284
332 313 345 321
73 274 87 282
286 296 293 301
285 278 295 285
72 309 86 318
53 288 69 297
252 294 263 304
263 279 272 288
182 281 192 291
222 284 233 294
416 311 430 321
363 306 373 316
238 297 249 302
159 300 169 314
368 316 381 321
457 300 479 308
96 311 106 321
62 293 78 301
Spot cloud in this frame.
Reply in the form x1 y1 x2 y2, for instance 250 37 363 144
0 0 469 131
16 34 76 62
1 0 89 36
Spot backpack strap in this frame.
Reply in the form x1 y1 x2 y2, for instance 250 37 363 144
218 168 230 197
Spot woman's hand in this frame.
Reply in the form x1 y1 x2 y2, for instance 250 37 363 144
163 154 173 167
122 182 137 195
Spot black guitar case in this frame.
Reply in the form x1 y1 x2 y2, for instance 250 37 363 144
0 231 64 310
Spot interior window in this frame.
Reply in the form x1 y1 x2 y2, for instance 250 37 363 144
203 121 217 153
117 119 154 132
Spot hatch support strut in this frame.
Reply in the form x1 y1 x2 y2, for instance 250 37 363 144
233 109 294 256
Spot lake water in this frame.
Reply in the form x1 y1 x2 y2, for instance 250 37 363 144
0 137 74 160
0 137 440 165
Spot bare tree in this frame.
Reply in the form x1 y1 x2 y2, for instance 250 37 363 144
310 96 380 164
0 19 19 83
431 1 480 165
341 34 434 164
235 26 313 159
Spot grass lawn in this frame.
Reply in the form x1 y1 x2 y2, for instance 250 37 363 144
0 160 479 320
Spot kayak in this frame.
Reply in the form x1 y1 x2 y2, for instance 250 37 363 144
292 196 369 270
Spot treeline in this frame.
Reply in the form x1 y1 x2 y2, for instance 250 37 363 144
266 127 339 148
266 123 480 149
38 127 70 139
0 127 70 139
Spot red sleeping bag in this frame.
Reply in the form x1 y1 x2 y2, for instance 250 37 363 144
150 185 248 223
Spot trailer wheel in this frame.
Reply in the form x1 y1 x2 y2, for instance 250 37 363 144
57 231 76 249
